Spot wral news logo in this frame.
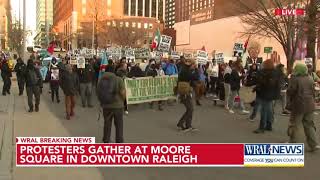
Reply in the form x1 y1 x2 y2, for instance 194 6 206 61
244 144 304 155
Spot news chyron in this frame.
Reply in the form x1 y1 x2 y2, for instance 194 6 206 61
244 144 304 167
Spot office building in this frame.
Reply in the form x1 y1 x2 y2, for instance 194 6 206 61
35 0 53 46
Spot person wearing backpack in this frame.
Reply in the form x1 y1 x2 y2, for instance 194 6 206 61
176 59 198 132
60 64 80 120
25 59 43 112
97 72 126 143
253 59 280 133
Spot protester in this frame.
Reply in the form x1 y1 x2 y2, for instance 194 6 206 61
307 64 320 83
14 57 26 96
223 60 233 110
105 59 116 73
287 63 319 152
253 59 280 133
1 58 12 96
217 63 226 101
246 64 259 121
164 59 178 76
93 56 101 87
78 59 94 108
193 64 206 106
97 72 126 143
116 62 129 114
276 64 290 115
128 63 145 78
176 59 198 132
228 60 249 114
206 59 219 97
49 57 60 103
60 64 79 120
146 61 164 111
25 59 43 112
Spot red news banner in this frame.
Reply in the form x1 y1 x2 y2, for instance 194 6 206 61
16 137 243 167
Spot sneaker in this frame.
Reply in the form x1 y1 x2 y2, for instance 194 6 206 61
177 125 184 131
281 111 290 115
191 127 199 131
182 127 193 132
253 129 265 134
229 109 235 114
242 110 250 114
28 109 33 113
308 145 320 152
248 117 256 122
125 111 129 115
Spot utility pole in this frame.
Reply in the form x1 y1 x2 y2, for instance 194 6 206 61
22 0 26 59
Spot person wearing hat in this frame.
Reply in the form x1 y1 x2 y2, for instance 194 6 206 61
176 58 198 132
14 57 27 96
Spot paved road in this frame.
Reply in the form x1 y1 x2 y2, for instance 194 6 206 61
1 81 319 180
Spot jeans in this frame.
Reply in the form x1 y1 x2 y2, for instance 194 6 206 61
103 108 124 143
228 90 245 111
2 75 11 94
250 98 261 119
50 83 60 102
17 76 25 94
209 76 218 94
80 83 93 106
224 83 231 108
26 86 40 110
258 99 273 130
65 95 75 116
177 95 193 128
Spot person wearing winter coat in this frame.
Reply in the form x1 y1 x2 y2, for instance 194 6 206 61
78 61 94 108
1 58 12 96
115 62 129 114
14 57 26 95
128 63 145 78
164 59 178 76
287 63 319 152
49 57 60 103
60 64 80 120
146 62 164 111
206 59 219 97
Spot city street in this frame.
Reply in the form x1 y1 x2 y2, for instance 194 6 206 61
0 80 319 180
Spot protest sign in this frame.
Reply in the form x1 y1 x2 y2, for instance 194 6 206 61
196 50 208 64
183 53 193 59
305 57 312 65
171 51 181 60
233 43 244 57
69 56 78 65
158 35 172 52
124 75 178 104
215 53 224 64
264 47 273 54
77 56 86 68
108 47 122 60
135 48 150 59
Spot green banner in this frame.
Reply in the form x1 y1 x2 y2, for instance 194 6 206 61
264 47 273 54
124 75 178 104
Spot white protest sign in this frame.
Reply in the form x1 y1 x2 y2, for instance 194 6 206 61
77 56 86 69
69 56 78 65
196 50 208 64
215 53 224 64
233 43 244 57
305 57 312 65
171 51 181 60
158 35 172 52
135 48 150 59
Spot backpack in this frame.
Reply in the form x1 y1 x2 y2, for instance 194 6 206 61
97 77 117 105
29 69 40 86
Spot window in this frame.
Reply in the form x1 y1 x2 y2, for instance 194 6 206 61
138 23 141 28
125 22 129 27
144 39 147 44
149 23 153 29
144 23 148 29
112 21 116 27
107 21 111 26
120 22 124 27
132 22 136 28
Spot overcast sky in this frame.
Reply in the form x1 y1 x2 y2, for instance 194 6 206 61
11 0 36 46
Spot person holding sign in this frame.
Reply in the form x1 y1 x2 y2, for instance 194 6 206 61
206 59 219 98
49 57 60 103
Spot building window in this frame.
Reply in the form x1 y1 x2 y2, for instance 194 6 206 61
138 23 141 28
149 23 153 29
112 21 116 27
107 21 111 26
132 22 136 28
144 39 147 44
144 23 148 29
120 22 123 27
125 22 129 27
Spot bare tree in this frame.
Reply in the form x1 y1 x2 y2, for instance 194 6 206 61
231 0 315 71
106 24 145 47
8 21 24 56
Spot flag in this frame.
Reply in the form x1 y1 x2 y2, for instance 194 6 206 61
151 28 161 50
243 35 251 54
47 41 56 55
99 52 108 79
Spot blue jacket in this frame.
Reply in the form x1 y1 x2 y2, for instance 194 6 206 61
164 63 178 75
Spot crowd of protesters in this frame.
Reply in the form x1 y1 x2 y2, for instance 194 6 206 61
0 52 319 151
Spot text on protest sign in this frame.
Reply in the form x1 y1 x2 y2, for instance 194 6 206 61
215 53 224 64
233 43 244 57
69 57 78 65
158 35 172 52
196 50 208 64
124 76 178 104
77 56 86 69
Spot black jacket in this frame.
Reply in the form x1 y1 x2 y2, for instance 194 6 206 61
105 64 116 73
230 70 242 91
245 69 258 86
178 64 195 83
116 68 128 78
256 69 280 101
77 64 94 83
128 66 145 78
14 60 26 77
60 71 79 96
25 65 43 88
146 68 158 77
245 57 263 70
1 62 12 78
